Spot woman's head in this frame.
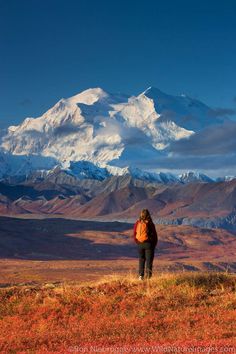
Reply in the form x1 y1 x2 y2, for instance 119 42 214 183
139 209 152 221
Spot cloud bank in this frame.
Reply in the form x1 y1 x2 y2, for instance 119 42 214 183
163 121 236 176
110 121 236 177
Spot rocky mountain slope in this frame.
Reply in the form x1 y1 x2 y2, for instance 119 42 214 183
0 172 236 230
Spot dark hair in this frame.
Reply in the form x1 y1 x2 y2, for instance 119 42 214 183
139 209 153 222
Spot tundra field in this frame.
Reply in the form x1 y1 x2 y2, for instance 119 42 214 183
0 216 236 352
0 273 236 352
1 216 236 285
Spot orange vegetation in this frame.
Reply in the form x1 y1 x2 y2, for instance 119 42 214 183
0 272 236 352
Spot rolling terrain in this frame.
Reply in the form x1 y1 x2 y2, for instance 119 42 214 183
1 216 236 286
1 175 236 230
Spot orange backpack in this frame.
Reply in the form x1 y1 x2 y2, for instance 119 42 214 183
136 220 149 242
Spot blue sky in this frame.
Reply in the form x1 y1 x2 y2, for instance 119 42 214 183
1 0 236 129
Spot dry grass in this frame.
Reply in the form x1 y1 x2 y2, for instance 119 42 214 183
0 272 236 353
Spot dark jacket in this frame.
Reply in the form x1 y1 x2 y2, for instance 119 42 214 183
133 219 158 248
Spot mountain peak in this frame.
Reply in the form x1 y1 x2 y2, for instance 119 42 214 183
68 87 109 105
0 86 228 180
141 86 166 98
179 171 214 183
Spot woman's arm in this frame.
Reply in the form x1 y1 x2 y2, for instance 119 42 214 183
150 222 158 247
133 220 139 243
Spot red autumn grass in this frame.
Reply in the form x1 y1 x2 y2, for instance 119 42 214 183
0 272 236 353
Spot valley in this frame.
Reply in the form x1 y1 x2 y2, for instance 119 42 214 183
1 215 236 286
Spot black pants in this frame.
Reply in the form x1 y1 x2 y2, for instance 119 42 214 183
137 241 155 278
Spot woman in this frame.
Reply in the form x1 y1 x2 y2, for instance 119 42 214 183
133 209 158 280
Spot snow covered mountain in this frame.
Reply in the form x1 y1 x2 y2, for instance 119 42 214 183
0 87 228 180
179 171 214 183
